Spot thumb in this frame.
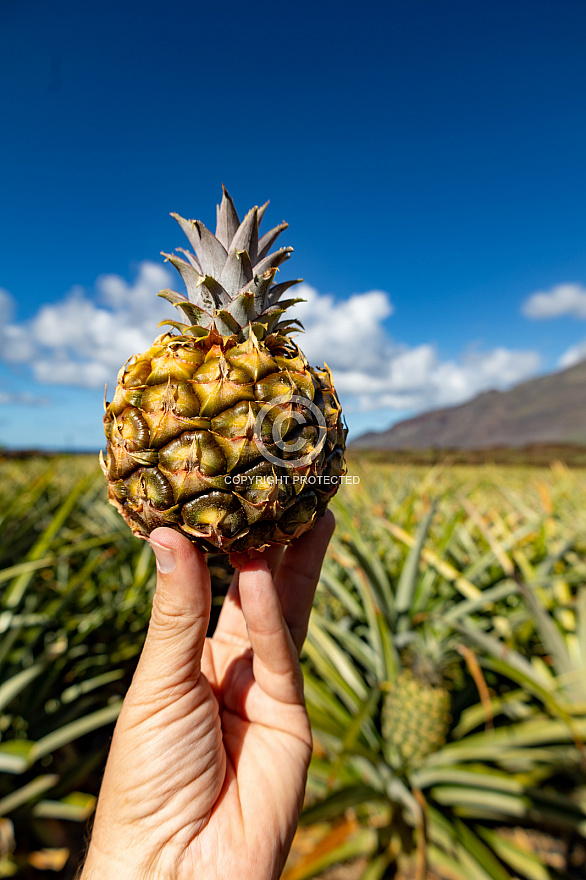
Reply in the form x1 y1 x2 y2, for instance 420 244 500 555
132 528 211 691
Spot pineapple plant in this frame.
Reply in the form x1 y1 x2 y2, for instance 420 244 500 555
101 188 346 553
381 632 456 772
295 489 586 880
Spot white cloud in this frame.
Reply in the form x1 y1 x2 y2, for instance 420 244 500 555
335 345 539 413
0 287 14 321
522 283 586 319
558 339 586 369
294 285 394 373
289 285 540 413
0 391 49 406
0 271 541 417
0 262 176 389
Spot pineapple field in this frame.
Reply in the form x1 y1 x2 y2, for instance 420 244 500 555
1 452 586 879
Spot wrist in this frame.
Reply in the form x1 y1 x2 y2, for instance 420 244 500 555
78 841 149 880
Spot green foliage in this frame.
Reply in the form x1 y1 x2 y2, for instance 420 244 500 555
0 456 156 878
286 461 586 880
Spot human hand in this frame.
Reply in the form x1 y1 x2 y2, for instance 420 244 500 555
79 511 335 880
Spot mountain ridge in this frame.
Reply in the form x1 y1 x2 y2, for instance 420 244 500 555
353 358 586 450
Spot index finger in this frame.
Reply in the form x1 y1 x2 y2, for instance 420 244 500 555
275 510 336 654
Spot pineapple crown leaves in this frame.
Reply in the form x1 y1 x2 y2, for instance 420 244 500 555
158 186 304 340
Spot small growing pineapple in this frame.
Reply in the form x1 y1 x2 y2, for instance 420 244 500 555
382 633 456 771
101 188 346 553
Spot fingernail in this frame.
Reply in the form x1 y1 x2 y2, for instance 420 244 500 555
151 541 176 574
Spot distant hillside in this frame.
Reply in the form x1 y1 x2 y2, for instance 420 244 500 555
353 358 586 450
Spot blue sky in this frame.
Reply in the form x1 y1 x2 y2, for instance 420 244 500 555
2 0 586 449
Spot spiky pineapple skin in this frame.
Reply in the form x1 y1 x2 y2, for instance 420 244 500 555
382 670 451 770
102 331 346 553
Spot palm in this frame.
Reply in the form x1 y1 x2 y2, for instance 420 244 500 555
188 629 312 879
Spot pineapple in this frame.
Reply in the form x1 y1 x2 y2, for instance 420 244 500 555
101 188 346 554
382 633 455 771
